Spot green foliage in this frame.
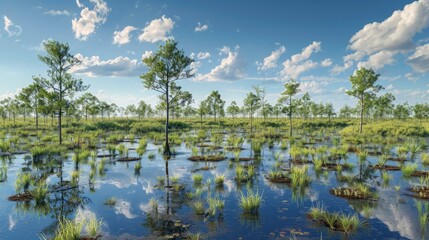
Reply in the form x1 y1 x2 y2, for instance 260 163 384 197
134 161 142 173
86 216 102 238
104 197 117 206
30 181 49 204
345 67 382 133
401 163 417 177
14 173 32 193
193 201 205 215
214 174 225 186
239 189 263 214
41 218 83 240
192 174 203 185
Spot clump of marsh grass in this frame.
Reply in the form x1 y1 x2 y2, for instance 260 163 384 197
308 206 363 234
98 159 106 175
14 172 32 193
377 154 389 167
89 168 96 183
171 175 180 184
421 153 429 166
338 213 361 233
0 162 7 182
235 165 256 182
148 152 156 160
30 181 49 204
86 216 102 238
104 197 117 206
191 147 199 157
193 201 205 215
150 197 159 213
187 232 202 240
40 218 83 240
251 140 263 156
134 161 142 173
239 189 263 214
193 174 203 185
407 141 421 160
214 173 225 186
290 165 312 188
381 171 392 185
401 163 417 177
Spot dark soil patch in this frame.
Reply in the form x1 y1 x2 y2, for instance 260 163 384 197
191 166 216 173
8 192 33 201
265 175 291 183
411 171 429 177
371 165 401 171
388 157 407 162
230 157 254 162
117 157 141 162
97 153 117 158
224 147 245 151
11 150 27 155
322 163 352 170
196 144 222 149
290 159 312 164
188 155 226 162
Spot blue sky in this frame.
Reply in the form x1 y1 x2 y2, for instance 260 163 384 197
1 0 429 110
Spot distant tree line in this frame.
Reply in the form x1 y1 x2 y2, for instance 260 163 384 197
1 40 428 147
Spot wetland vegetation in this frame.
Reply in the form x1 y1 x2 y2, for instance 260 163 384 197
2 39 429 240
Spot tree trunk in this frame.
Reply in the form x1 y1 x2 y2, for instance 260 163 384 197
35 101 39 131
59 80 63 145
165 158 169 187
164 84 171 158
59 107 62 144
289 96 293 137
250 110 253 137
359 98 364 134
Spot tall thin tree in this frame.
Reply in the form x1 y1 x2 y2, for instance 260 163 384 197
345 67 382 133
140 40 193 158
33 40 89 145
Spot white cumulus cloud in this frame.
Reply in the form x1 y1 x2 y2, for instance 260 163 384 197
195 46 245 82
194 22 208 32
334 0 429 74
357 50 396 71
138 16 174 43
72 0 110 41
349 0 429 54
70 54 142 77
280 41 321 79
141 50 153 60
321 58 332 67
3 16 22 37
407 43 429 73
113 26 137 45
257 45 286 71
44 10 70 16
196 51 211 60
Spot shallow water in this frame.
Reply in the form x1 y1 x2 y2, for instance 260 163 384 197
0 135 427 240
